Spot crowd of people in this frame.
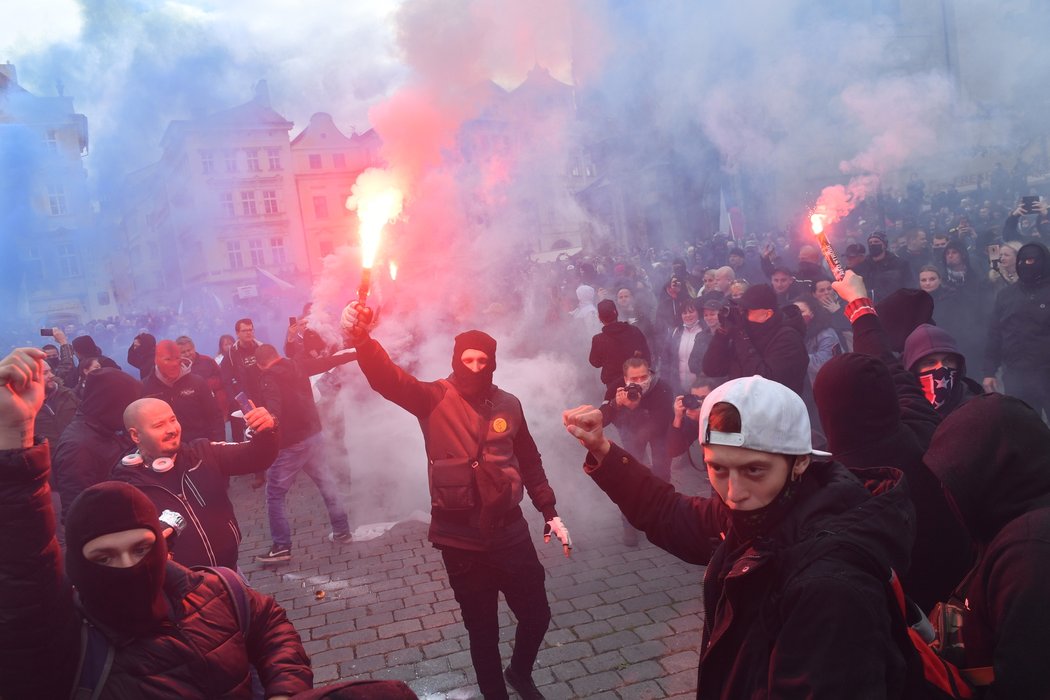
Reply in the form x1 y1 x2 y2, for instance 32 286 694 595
1 170 1049 698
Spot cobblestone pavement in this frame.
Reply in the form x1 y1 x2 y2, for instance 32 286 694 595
234 453 712 699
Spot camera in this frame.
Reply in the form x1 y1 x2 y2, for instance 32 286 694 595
39 328 54 337
717 299 742 328
625 383 643 401
682 394 703 410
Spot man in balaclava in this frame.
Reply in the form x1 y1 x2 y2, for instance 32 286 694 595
52 367 142 523
853 230 913 301
983 241 1050 421
902 323 984 418
701 283 808 395
342 301 571 700
0 347 311 699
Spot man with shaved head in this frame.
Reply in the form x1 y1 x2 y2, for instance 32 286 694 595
111 397 278 568
142 339 224 442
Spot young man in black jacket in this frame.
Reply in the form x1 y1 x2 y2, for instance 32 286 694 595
342 301 570 700
589 299 650 401
0 348 311 699
564 375 914 698
254 343 358 563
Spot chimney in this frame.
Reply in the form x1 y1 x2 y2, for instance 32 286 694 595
253 79 270 107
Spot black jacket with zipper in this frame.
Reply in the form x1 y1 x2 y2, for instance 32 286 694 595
111 430 278 569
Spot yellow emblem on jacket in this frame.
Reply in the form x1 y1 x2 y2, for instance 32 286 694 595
492 417 508 433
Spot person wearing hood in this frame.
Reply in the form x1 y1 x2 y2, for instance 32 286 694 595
68 334 121 394
814 270 972 612
935 240 991 366
0 349 312 698
983 241 1050 421
52 367 142 523
341 301 571 700
589 299 651 401
902 323 984 418
142 340 224 442
112 396 278 570
656 275 688 334
564 376 915 698
853 231 913 302
701 283 808 396
569 283 600 336
126 331 157 380
924 394 1050 698
254 343 358 563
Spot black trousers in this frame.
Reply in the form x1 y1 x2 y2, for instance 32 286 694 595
440 538 551 700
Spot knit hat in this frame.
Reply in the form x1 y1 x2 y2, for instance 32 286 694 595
868 231 889 245
739 284 777 311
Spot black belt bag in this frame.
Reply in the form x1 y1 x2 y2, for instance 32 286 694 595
429 389 492 511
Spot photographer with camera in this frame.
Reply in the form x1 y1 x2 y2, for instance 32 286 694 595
701 284 809 396
599 357 674 546
668 376 722 461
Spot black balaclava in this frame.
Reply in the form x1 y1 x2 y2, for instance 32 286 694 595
450 330 497 398
65 482 169 637
78 368 144 432
1016 241 1050 288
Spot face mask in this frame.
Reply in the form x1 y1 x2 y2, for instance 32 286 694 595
1017 251 1047 286
868 243 885 257
637 377 652 394
917 366 958 411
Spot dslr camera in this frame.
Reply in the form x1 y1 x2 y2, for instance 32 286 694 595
682 394 703 410
717 298 743 328
625 383 644 402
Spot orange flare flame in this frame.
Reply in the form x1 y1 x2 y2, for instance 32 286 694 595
810 213 825 235
346 169 404 270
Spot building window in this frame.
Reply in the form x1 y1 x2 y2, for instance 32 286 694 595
45 129 58 152
201 150 215 174
332 153 346 169
319 240 334 257
58 243 81 278
25 246 43 280
248 239 264 266
241 191 257 216
262 190 279 214
224 150 238 173
308 154 322 169
270 237 286 264
246 149 261 172
227 240 243 269
220 192 235 217
267 148 282 170
47 184 67 216
312 195 328 219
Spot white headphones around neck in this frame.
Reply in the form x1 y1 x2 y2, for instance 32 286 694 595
121 452 175 473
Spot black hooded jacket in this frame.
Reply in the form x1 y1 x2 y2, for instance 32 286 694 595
813 313 972 611
924 394 1050 699
935 242 991 369
588 321 651 399
586 442 913 699
52 368 142 522
984 241 1050 375
701 311 808 395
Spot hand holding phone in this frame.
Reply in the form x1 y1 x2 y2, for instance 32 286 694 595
1022 196 1039 214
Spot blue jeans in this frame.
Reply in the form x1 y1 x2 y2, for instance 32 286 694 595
265 432 349 550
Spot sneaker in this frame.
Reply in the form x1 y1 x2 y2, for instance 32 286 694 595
255 547 291 563
328 532 353 545
504 666 545 700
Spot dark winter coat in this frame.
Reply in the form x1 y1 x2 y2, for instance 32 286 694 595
126 332 157 380
34 383 79 446
222 340 263 402
354 337 558 552
143 368 225 442
52 368 142 522
188 351 226 417
589 321 651 400
111 430 278 568
0 442 311 700
599 378 675 449
259 353 356 448
814 313 972 611
925 394 1050 699
854 252 913 302
586 443 913 699
701 312 809 395
983 242 1050 376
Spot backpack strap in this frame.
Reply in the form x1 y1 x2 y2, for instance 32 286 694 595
197 565 251 636
71 618 114 700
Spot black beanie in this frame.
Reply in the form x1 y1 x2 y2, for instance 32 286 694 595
739 283 777 311
78 368 143 432
814 353 900 454
72 335 102 357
